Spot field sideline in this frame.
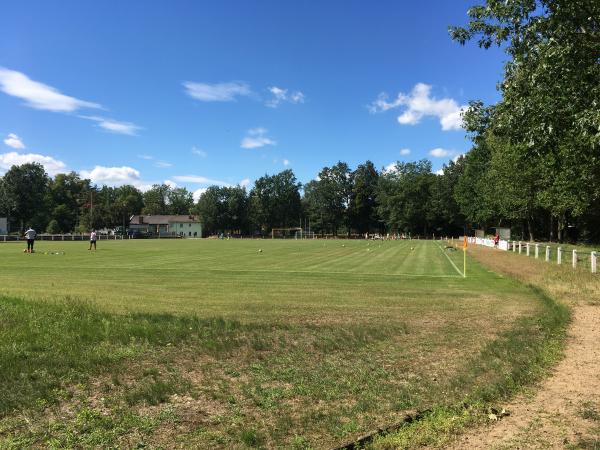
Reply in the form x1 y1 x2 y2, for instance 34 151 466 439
0 239 564 448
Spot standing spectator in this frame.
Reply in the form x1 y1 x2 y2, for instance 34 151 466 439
89 230 97 251
494 233 500 248
24 226 36 253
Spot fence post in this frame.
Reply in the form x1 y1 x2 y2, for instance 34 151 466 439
526 243 530 256
519 241 522 254
592 251 597 274
545 246 550 262
513 241 516 252
572 250 577 269
557 247 562 265
535 243 539 259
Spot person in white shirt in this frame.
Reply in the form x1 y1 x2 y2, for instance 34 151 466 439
24 226 36 253
89 230 97 251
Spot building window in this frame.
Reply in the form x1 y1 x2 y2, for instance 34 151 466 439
189 223 191 227
188 231 191 236
180 223 183 228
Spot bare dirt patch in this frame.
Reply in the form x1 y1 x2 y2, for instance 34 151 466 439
448 246 600 449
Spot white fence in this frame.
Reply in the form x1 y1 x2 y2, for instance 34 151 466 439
455 236 598 274
0 234 124 242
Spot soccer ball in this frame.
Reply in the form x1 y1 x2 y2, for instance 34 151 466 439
23 249 27 253
258 249 262 253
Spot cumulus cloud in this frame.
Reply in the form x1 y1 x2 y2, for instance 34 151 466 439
435 168 444 175
429 147 453 158
369 83 465 131
241 128 276 149
191 146 208 157
383 162 398 174
183 81 251 102
80 166 141 186
399 148 411 156
80 115 141 136
4 133 25 149
0 67 101 112
0 151 67 176
164 179 177 188
453 153 466 163
265 86 305 108
239 178 251 188
193 188 208 202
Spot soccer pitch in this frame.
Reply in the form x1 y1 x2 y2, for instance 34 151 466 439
2 239 468 316
0 239 555 448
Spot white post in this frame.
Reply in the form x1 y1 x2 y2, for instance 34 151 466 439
592 251 597 274
545 246 550 262
526 243 530 256
535 243 539 259
572 250 577 269
519 241 522 254
557 247 562 265
513 241 516 252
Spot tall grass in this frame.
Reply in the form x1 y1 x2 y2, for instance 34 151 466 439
0 296 248 415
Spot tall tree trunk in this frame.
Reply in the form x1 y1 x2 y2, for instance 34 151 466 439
549 213 554 242
557 214 565 242
527 216 534 242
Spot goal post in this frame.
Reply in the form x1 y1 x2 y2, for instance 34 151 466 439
271 227 303 239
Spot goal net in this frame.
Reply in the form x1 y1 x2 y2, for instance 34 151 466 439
271 227 303 239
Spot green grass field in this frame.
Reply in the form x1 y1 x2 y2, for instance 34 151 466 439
0 239 567 449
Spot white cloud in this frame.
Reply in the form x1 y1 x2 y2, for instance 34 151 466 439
165 179 178 188
399 148 411 156
435 168 444 175
283 159 290 166
429 148 452 158
383 162 398 174
4 133 25 149
154 161 172 168
0 151 67 176
241 128 276 149
265 86 305 108
193 188 208 202
80 115 141 136
138 154 154 160
172 175 231 186
80 165 141 186
0 67 101 112
191 146 208 157
239 178 251 188
183 81 251 102
369 83 465 131
453 153 465 163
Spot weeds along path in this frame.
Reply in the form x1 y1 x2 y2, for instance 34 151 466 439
449 246 600 449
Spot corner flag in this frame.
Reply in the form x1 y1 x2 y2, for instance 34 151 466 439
463 236 467 278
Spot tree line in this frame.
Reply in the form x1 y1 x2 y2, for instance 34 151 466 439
1 0 597 241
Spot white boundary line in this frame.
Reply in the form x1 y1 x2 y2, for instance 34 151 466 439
20 265 462 279
436 242 464 277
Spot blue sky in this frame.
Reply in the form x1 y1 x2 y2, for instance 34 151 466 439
0 0 506 199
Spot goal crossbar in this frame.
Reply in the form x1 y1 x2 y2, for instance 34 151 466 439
271 227 303 239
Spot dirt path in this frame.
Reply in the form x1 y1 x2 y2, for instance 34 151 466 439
448 247 600 449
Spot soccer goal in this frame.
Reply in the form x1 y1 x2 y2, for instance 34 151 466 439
271 227 303 239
